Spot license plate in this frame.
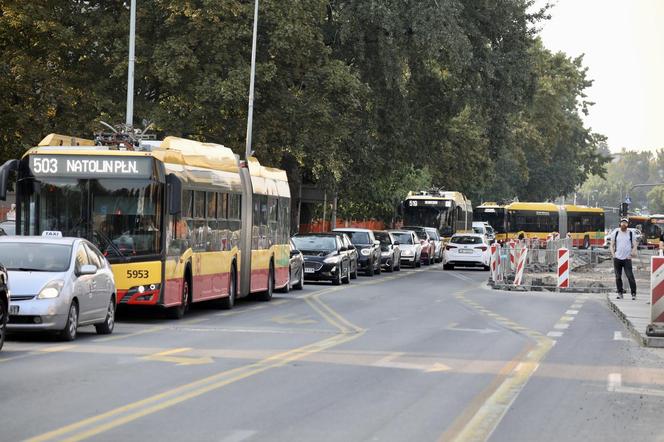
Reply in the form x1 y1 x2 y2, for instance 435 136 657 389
459 249 473 254
9 305 19 315
304 268 315 273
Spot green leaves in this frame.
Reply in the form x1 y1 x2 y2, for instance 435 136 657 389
0 0 607 223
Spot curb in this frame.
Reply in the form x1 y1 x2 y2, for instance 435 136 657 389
606 296 664 348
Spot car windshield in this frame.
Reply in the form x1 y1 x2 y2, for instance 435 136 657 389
292 236 337 251
451 236 483 245
473 227 485 234
391 233 414 244
414 231 427 240
426 229 440 240
0 242 71 272
374 232 391 245
344 231 371 245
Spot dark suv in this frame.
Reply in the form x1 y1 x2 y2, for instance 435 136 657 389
334 228 381 276
0 263 8 351
328 232 359 279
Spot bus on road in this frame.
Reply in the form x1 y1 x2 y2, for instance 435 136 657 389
501 202 604 247
402 191 472 238
0 133 291 318
473 202 507 242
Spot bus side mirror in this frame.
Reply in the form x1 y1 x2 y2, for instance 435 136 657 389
0 159 19 201
166 173 182 215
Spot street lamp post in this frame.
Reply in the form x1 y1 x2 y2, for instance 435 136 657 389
244 0 259 160
126 0 136 128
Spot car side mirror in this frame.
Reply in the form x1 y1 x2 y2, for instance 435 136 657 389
78 264 98 276
290 249 300 257
339 246 348 252
373 240 380 246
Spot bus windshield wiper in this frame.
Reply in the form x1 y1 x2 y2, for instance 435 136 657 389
94 229 125 258
15 267 47 272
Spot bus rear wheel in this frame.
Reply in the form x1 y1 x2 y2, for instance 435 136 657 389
257 264 274 302
218 267 236 310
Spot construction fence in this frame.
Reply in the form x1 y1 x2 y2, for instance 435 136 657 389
490 239 659 293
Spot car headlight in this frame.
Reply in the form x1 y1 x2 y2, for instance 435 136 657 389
37 280 65 299
360 249 371 256
324 257 339 264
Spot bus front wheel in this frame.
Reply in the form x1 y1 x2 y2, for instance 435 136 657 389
257 263 274 302
169 278 190 319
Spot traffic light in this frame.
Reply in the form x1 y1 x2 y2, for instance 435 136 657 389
620 202 629 217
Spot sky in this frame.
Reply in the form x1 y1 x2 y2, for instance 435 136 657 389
535 0 664 153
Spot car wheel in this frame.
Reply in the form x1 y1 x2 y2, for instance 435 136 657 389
333 268 342 285
293 266 304 290
257 263 274 301
0 298 6 351
443 264 453 270
60 301 79 341
367 261 375 276
351 263 358 279
483 265 490 271
342 263 351 284
169 277 190 319
387 259 394 272
95 296 116 335
218 267 236 309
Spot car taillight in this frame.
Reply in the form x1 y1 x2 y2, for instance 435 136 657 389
446 245 457 251
476 246 487 251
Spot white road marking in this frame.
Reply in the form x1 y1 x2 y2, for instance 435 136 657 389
553 323 569 330
219 430 257 442
547 331 563 337
613 331 630 341
565 309 579 315
607 373 622 391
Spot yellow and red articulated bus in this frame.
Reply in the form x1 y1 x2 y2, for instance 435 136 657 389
0 133 290 318
503 202 604 248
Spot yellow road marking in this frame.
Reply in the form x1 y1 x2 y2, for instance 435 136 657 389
270 313 317 325
142 347 213 366
93 326 164 343
27 275 369 442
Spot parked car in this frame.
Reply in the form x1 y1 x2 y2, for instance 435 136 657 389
402 226 436 265
0 263 8 351
0 220 15 236
328 232 359 279
292 233 351 285
424 227 444 263
333 228 382 276
443 233 491 270
472 221 495 243
278 239 304 293
388 230 422 268
1 235 116 340
373 230 401 272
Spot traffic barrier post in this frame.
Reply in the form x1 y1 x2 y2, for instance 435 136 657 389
509 240 516 271
647 256 664 336
557 248 570 289
513 247 528 286
490 243 499 283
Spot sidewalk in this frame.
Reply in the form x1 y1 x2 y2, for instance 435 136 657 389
607 295 664 348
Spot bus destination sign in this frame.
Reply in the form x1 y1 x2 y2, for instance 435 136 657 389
30 155 153 179
407 199 452 207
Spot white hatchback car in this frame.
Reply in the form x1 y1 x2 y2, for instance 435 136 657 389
443 233 491 270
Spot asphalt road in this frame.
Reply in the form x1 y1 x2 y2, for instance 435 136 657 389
2 263 664 442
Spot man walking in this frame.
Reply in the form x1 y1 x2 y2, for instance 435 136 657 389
610 218 638 300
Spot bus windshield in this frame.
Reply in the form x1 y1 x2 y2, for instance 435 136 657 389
473 208 506 233
91 179 162 258
19 177 162 259
403 206 452 233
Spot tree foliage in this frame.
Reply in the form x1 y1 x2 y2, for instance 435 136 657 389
0 0 609 223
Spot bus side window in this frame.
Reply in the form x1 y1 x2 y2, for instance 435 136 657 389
192 191 207 252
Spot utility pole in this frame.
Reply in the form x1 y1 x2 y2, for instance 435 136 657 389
244 0 259 160
126 0 136 128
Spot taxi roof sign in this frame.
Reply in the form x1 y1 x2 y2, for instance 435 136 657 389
42 231 63 238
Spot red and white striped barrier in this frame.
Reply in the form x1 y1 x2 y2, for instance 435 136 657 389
513 247 527 286
650 257 664 326
490 243 500 283
557 248 570 289
509 240 516 271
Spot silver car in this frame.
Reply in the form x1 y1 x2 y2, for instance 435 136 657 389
0 236 116 340
388 230 422 268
